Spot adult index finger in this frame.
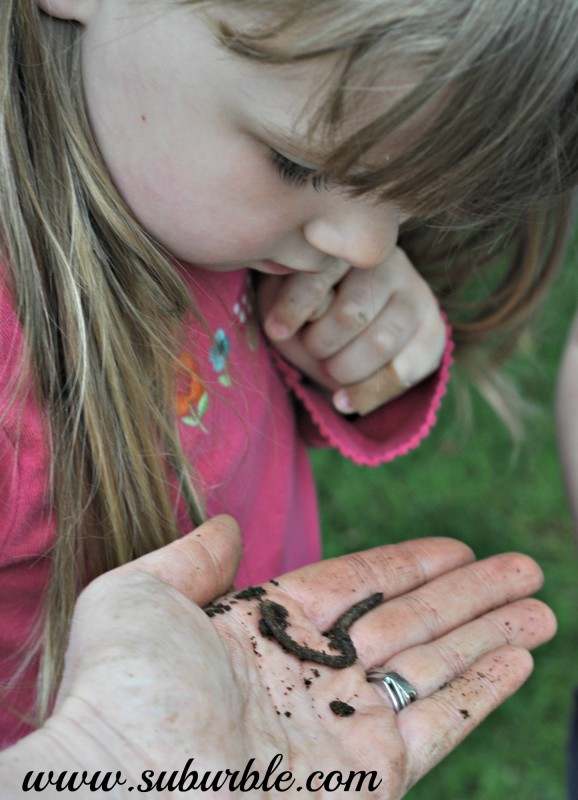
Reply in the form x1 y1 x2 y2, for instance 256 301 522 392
269 537 476 632
353 551 545 668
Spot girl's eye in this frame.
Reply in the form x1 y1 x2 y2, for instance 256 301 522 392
269 149 325 191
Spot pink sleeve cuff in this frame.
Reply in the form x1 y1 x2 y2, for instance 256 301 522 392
271 321 454 467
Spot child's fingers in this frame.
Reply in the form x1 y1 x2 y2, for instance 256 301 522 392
307 288 336 322
324 293 445 387
259 260 349 341
330 311 446 415
300 260 403 359
258 247 447 417
332 362 410 415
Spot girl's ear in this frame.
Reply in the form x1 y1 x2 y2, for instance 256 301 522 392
35 0 97 23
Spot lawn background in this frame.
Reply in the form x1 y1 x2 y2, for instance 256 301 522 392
313 236 578 799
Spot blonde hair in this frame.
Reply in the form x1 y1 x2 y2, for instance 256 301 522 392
1 0 577 720
1 2 205 718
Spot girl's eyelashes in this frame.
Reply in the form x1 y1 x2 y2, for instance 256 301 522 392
269 148 327 191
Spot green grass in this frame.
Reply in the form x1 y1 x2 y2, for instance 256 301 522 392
313 244 578 799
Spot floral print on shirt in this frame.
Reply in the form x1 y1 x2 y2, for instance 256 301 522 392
233 288 260 353
209 328 232 387
175 350 211 432
176 274 259 432
177 328 233 432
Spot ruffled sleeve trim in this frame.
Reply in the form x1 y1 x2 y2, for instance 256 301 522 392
271 319 454 467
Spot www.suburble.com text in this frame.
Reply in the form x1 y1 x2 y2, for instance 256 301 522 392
22 753 383 793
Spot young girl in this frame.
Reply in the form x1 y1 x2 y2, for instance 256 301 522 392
0 0 576 749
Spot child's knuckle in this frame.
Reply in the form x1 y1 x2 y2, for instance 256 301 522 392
335 301 369 331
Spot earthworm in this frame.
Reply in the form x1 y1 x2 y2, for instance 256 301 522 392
258 592 383 668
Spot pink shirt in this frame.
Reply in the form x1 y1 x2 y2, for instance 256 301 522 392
0 263 453 746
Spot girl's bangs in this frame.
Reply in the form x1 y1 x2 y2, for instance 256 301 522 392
204 0 578 226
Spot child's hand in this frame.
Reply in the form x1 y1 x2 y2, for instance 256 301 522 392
258 248 446 415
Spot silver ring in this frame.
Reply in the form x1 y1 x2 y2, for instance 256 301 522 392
367 670 418 713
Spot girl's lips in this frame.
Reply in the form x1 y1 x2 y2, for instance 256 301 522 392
257 259 297 276
257 260 322 276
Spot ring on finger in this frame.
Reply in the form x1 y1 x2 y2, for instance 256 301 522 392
367 670 418 713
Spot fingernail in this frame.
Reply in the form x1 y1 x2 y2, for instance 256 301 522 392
266 321 290 340
333 390 355 415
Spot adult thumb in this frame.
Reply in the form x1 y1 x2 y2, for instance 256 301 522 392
124 514 243 606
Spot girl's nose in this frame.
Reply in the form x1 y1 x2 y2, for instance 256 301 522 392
303 195 400 270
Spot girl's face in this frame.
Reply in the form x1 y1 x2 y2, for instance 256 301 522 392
53 0 409 276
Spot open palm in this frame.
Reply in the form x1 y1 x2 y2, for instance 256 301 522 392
26 516 554 799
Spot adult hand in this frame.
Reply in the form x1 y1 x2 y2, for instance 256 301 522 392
0 516 555 798
258 248 446 416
